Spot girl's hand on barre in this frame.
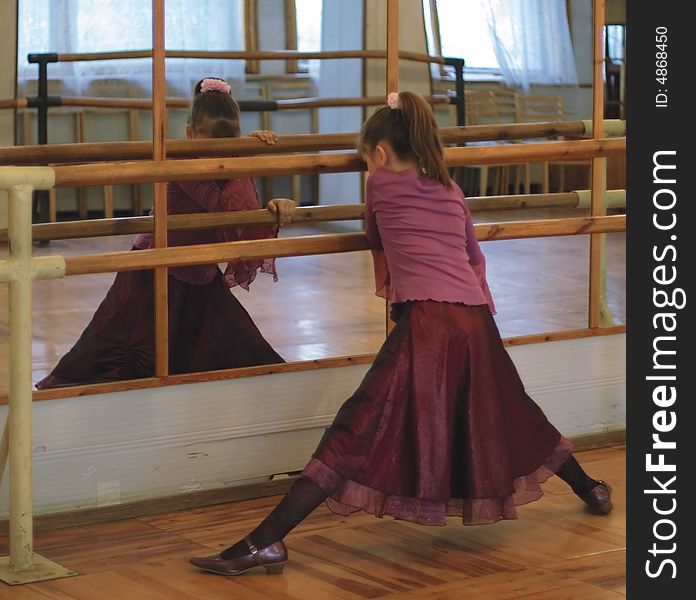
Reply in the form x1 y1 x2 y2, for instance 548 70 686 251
267 198 296 226
249 129 279 145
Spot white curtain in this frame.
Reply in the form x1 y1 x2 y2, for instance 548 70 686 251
17 0 245 97
479 0 578 92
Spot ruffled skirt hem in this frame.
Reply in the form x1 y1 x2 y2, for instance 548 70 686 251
302 436 573 526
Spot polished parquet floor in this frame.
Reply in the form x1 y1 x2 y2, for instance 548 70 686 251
0 207 626 394
0 445 626 599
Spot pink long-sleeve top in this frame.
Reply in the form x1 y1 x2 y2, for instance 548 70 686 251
132 177 277 288
365 167 496 313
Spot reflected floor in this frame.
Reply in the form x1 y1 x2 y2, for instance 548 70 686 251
0 209 625 394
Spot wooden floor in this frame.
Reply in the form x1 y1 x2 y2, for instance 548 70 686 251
0 207 625 394
0 445 625 599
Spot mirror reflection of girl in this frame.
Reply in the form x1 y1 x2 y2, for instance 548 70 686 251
36 77 295 389
189 91 612 577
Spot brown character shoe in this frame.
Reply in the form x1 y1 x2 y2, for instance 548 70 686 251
189 538 287 576
581 480 613 514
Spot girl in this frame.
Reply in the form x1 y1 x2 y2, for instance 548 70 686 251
36 77 295 388
188 91 612 576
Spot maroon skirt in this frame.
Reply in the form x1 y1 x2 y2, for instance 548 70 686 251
301 301 573 526
35 268 283 389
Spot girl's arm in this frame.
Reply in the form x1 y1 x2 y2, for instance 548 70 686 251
463 203 485 267
460 190 496 315
365 197 390 299
469 254 496 315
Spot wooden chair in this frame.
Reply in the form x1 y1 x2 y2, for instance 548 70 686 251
515 94 591 192
464 89 521 196
487 89 528 194
83 78 149 217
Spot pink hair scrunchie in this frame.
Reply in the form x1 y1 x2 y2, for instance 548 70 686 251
387 92 400 109
200 78 232 94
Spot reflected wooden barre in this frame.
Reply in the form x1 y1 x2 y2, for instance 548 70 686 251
0 191 628 243
0 98 26 109
1 121 627 165
7 95 446 111
0 205 365 243
55 49 447 64
275 95 452 109
62 215 625 277
55 95 452 111
51 138 626 187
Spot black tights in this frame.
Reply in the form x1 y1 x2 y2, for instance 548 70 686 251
220 476 331 559
220 453 597 558
554 454 599 496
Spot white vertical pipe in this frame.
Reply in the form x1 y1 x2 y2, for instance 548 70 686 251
7 184 35 570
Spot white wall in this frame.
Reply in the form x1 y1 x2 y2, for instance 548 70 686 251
363 0 431 99
316 0 432 228
565 0 594 120
316 0 364 227
257 0 289 76
0 0 17 228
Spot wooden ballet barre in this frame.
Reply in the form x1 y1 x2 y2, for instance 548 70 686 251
54 49 447 64
60 215 625 277
272 95 453 109
54 94 452 111
0 205 365 243
49 138 626 188
0 132 361 164
61 96 190 109
467 189 626 212
55 50 153 61
473 214 624 241
0 191 627 244
7 94 450 112
0 98 24 109
169 49 447 65
0 121 626 165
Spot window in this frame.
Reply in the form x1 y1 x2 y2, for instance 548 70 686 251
244 0 321 75
17 0 245 96
424 0 578 92
604 24 625 118
295 0 322 73
426 0 500 72
606 25 625 65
